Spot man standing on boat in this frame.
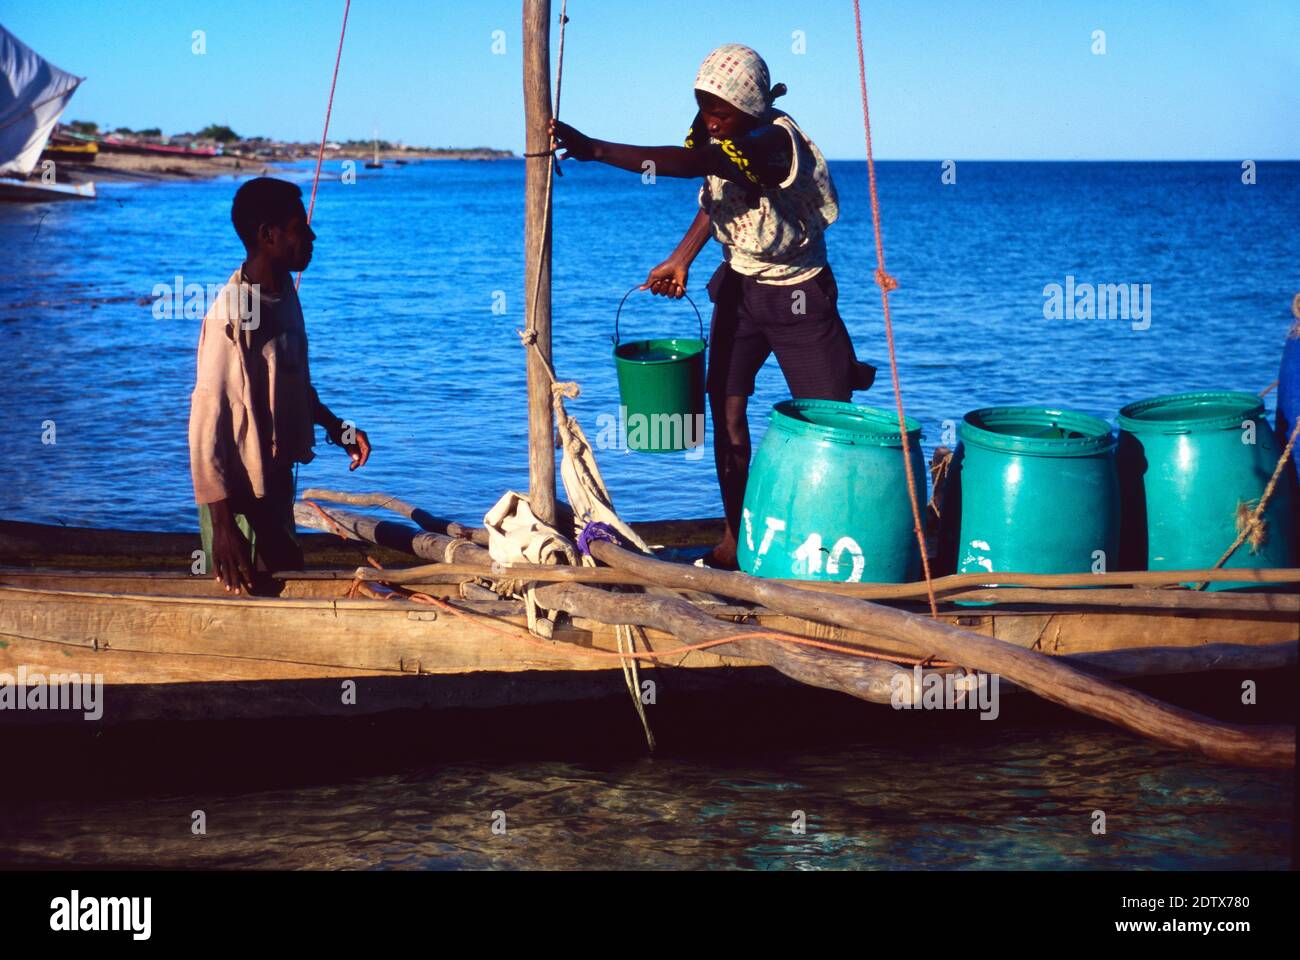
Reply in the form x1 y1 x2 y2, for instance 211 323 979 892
188 177 371 595
550 44 873 569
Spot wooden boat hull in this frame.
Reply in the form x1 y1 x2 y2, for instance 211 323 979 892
1 570 1294 726
0 520 1295 727
98 138 217 157
41 142 98 163
0 179 95 202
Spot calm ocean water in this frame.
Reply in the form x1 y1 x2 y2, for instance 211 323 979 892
1 159 1297 528
0 159 1295 870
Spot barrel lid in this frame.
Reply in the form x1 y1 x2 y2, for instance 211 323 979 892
1117 391 1265 435
960 406 1114 456
768 399 922 447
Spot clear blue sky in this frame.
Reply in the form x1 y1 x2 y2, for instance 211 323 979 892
6 0 1297 159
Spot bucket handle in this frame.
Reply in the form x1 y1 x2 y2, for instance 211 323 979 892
613 285 706 348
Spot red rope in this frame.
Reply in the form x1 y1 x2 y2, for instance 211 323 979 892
852 0 938 618
296 0 352 291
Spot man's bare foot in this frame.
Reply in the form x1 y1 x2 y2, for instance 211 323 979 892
695 544 740 571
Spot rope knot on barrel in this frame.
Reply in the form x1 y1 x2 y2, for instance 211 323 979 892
874 268 898 292
1235 500 1270 554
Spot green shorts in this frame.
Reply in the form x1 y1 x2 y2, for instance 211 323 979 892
197 465 303 583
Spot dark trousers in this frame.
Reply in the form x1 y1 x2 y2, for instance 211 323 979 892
705 262 858 401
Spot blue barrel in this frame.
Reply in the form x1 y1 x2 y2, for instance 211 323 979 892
942 407 1120 579
1119 391 1296 587
738 400 925 583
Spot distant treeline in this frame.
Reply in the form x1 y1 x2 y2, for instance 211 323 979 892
62 120 512 156
66 120 239 142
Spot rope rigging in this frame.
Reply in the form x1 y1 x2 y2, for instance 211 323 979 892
852 0 939 619
296 0 351 291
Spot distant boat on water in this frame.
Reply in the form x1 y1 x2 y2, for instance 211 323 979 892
364 133 383 169
0 23 96 201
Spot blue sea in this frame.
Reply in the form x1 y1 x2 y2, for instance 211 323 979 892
2 159 1297 528
0 159 1295 870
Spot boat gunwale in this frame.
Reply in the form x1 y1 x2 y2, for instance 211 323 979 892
1 578 1298 623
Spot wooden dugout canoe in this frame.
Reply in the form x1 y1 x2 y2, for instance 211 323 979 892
0 519 1295 727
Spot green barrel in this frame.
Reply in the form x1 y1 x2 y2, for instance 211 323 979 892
738 400 925 583
612 286 706 453
942 407 1119 579
1117 391 1295 587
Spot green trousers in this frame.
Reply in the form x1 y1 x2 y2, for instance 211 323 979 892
198 465 303 590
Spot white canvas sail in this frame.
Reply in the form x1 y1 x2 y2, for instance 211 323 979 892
0 24 84 177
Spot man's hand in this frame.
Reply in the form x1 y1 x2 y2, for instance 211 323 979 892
344 428 371 471
640 259 688 299
548 119 597 161
208 499 253 595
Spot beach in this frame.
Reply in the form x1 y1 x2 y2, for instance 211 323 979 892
59 150 263 184
51 146 514 185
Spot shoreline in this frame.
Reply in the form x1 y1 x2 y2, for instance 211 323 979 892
50 148 516 186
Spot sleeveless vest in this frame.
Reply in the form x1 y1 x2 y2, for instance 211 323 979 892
696 110 839 284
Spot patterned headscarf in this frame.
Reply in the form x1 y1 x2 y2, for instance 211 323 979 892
693 44 786 120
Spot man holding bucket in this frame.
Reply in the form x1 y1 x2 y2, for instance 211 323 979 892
551 43 873 569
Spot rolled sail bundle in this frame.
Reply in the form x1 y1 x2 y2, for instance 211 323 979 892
940 407 1120 582
739 400 925 583
1118 391 1296 588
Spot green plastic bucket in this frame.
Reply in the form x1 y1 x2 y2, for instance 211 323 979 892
738 400 926 583
941 406 1119 585
1117 391 1295 589
612 286 706 452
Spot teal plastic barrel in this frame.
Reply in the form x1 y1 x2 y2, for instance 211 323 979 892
1117 391 1295 587
943 407 1119 579
612 287 706 453
738 400 925 583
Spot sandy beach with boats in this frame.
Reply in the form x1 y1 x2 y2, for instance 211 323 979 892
51 145 515 186
58 150 269 184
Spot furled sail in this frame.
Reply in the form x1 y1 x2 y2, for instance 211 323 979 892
0 24 84 177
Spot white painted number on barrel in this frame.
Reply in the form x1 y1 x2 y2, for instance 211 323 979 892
757 517 786 558
825 536 865 582
756 521 865 582
793 532 824 575
789 532 865 581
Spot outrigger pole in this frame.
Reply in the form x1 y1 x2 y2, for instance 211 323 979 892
522 0 556 525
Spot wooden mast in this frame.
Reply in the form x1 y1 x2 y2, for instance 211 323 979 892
522 0 556 525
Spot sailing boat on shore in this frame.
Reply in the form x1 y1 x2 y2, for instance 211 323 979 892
0 23 96 201
364 131 383 169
